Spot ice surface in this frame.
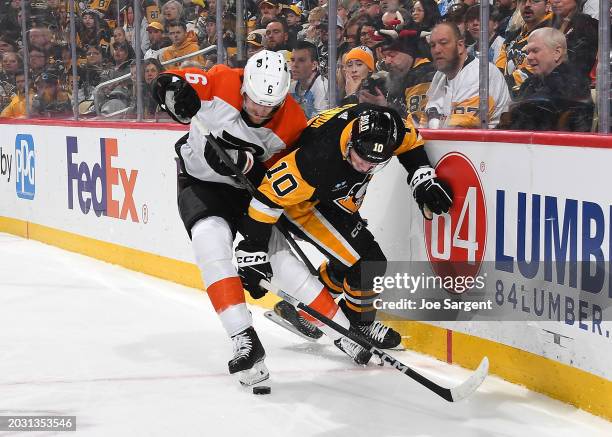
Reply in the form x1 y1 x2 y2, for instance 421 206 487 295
1 233 610 437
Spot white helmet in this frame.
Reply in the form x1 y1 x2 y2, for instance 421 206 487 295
241 50 291 107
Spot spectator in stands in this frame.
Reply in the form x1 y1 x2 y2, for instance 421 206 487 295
362 0 383 26
162 0 185 26
337 13 367 60
127 58 165 118
0 1 21 42
161 20 205 68
29 26 54 54
265 18 291 51
411 0 441 33
257 0 280 28
496 0 552 98
144 21 171 60
442 3 469 36
202 15 217 48
1 70 30 118
29 48 48 83
281 4 302 49
357 21 378 51
316 16 344 76
111 41 135 78
364 29 436 122
0 52 21 85
31 67 72 117
246 30 266 59
0 77 15 113
495 0 518 36
425 22 510 128
290 40 328 118
340 45 375 103
79 44 112 101
0 36 18 57
504 27 593 131
77 9 111 55
551 0 598 80
299 6 326 44
465 5 505 63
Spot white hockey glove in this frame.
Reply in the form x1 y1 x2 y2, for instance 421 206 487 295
410 167 453 220
235 241 272 299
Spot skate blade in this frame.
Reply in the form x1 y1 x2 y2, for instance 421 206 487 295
238 360 269 387
264 311 320 342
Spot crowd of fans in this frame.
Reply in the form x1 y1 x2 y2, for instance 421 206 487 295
0 0 608 131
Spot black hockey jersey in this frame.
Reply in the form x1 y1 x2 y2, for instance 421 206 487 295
247 103 430 227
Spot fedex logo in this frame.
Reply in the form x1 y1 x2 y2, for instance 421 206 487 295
67 136 139 222
15 134 36 200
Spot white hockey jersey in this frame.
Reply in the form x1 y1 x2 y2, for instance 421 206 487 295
164 65 307 188
425 55 510 129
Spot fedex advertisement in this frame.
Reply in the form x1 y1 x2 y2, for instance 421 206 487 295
67 136 139 222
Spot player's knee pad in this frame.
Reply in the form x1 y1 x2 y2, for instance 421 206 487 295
191 217 237 287
269 247 323 304
318 260 346 297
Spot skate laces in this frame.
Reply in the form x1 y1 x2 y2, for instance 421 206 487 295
339 337 365 358
232 332 253 358
361 321 390 343
298 315 319 334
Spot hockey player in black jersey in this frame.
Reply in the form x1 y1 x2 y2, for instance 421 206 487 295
235 104 453 349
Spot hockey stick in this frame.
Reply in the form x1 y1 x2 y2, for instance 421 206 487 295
262 280 488 402
190 118 489 402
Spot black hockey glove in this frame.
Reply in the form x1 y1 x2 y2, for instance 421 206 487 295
204 139 254 177
235 241 272 299
152 74 201 124
410 167 453 220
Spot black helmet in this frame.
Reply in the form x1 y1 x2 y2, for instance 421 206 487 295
348 109 399 164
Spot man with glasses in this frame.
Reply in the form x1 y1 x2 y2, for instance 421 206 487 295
495 0 553 97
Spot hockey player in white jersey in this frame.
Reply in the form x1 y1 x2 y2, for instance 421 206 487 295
153 51 372 386
425 22 511 129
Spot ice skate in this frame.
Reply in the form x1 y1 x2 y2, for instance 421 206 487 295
228 326 269 386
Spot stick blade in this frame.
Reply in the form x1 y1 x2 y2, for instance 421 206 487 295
449 357 489 402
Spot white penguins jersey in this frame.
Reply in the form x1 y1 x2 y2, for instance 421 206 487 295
425 55 511 129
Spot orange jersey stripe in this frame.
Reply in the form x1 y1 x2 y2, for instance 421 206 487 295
206 276 246 313
299 286 338 325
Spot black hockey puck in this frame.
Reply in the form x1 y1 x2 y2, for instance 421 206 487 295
253 385 271 395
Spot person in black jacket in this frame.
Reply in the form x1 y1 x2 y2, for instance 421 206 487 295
503 27 593 131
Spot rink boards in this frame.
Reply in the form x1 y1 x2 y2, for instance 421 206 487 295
0 119 610 420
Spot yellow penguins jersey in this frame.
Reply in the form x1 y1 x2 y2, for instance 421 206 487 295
387 58 436 123
143 1 162 24
425 55 511 129
247 103 429 226
495 14 553 97
87 0 112 13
